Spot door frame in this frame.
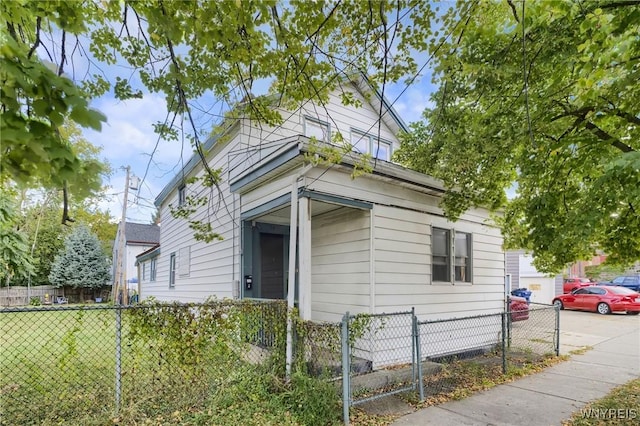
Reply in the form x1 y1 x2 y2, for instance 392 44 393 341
242 221 294 300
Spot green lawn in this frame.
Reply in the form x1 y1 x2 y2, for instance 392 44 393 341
0 304 309 425
565 378 640 426
1 307 119 424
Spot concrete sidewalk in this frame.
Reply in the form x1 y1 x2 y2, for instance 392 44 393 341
391 311 640 426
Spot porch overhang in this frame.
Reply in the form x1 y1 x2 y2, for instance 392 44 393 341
240 189 372 222
228 137 448 198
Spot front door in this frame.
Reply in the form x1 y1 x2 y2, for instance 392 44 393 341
260 233 285 299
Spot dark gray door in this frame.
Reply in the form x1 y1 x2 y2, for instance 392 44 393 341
260 233 285 299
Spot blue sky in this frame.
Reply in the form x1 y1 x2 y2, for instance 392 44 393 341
88 73 436 224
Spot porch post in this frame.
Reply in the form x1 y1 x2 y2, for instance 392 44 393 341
285 179 299 379
298 196 312 321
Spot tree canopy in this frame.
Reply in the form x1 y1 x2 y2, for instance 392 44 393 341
48 225 111 294
1 0 435 240
0 190 35 285
15 192 117 286
396 0 640 272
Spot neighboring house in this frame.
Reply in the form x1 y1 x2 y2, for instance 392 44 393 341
112 222 160 291
506 250 562 304
143 77 506 326
136 244 160 299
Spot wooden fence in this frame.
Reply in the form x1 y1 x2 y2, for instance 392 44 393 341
0 286 111 307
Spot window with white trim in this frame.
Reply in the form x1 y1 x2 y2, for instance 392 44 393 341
169 253 176 288
150 258 157 282
142 262 148 281
432 228 451 282
454 232 472 282
304 117 330 142
350 130 392 161
178 185 186 206
432 228 472 283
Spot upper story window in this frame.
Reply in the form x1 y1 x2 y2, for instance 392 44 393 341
350 130 392 161
178 185 186 206
304 117 330 142
432 227 472 284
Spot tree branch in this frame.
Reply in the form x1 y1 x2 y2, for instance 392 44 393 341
599 1 640 10
27 17 41 59
506 0 520 23
583 120 634 153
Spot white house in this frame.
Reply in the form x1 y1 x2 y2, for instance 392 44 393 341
112 222 160 292
506 250 563 304
139 77 506 329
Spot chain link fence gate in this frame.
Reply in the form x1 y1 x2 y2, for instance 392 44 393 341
341 309 418 425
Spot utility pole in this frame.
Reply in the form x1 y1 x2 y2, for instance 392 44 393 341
112 166 131 305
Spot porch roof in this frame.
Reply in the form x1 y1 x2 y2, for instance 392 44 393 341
228 136 447 197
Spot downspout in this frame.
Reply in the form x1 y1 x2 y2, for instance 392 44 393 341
285 162 314 380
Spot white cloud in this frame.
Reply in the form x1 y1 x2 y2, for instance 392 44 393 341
84 94 184 222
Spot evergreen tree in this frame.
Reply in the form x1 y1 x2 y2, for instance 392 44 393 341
49 225 110 299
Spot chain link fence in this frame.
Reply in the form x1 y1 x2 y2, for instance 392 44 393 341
2 301 559 425
416 305 559 403
0 300 291 425
341 310 419 423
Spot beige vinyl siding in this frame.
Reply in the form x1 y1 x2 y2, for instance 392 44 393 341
143 130 244 302
369 204 504 319
299 88 398 150
311 207 371 322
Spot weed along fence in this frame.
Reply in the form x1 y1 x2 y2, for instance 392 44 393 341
1 301 560 425
339 305 560 425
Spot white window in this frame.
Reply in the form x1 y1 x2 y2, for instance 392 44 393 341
454 232 472 282
350 130 392 161
169 253 176 288
432 228 451 282
178 185 186 206
304 117 330 142
432 227 472 283
142 262 148 281
179 246 191 277
150 258 157 282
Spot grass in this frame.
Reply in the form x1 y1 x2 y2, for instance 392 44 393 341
2 306 567 426
564 378 640 426
0 305 343 426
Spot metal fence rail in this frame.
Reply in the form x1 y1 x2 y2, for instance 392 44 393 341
341 309 418 424
2 302 560 426
0 301 289 425
416 306 559 402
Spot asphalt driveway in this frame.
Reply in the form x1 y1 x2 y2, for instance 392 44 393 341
558 308 640 355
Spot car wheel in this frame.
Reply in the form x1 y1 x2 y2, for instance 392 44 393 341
597 303 611 315
627 311 639 316
553 299 563 310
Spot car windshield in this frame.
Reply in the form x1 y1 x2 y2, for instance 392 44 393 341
580 278 591 283
608 287 638 295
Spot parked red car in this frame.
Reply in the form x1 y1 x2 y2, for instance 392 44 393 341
509 295 529 321
563 277 593 293
552 286 640 315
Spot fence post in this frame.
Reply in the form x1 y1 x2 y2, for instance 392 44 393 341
341 312 350 426
413 312 424 402
501 311 507 374
115 305 122 416
411 308 415 387
555 304 560 356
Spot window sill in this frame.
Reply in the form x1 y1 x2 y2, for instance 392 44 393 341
431 280 473 286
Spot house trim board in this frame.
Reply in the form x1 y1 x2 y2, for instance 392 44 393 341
240 188 372 221
230 144 302 193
